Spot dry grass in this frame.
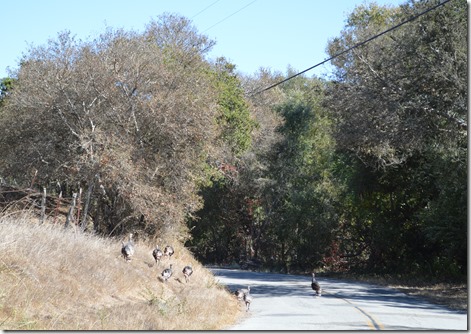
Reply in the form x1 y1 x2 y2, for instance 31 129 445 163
0 211 242 330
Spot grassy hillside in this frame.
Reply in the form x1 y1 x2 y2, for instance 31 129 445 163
0 212 242 330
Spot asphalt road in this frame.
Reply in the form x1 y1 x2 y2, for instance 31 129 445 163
209 268 468 331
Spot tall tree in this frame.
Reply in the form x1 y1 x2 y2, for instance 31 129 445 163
0 77 14 107
212 57 257 157
325 0 467 277
0 15 221 239
264 75 343 272
326 0 466 167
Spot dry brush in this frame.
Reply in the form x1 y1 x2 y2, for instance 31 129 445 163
0 212 242 330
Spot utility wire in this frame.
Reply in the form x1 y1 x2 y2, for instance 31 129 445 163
202 0 257 33
253 0 453 95
191 0 222 19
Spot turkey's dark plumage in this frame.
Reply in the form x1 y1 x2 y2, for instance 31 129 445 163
235 286 249 301
182 265 193 283
121 233 135 262
161 264 173 282
152 246 163 263
164 245 174 259
243 286 253 311
234 289 245 300
311 273 322 296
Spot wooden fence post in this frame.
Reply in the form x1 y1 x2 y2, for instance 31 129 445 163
53 191 62 224
39 187 46 224
80 183 94 233
65 193 77 229
76 188 82 227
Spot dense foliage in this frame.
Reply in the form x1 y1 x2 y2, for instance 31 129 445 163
0 0 466 280
324 0 467 277
188 0 467 279
0 14 251 240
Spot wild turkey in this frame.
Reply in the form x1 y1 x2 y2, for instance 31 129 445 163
121 233 135 262
161 264 173 282
234 289 245 300
311 272 322 296
234 286 249 301
182 265 193 283
243 286 253 311
152 246 163 263
164 245 174 259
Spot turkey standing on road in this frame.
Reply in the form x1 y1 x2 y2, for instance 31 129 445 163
161 264 173 282
152 246 163 264
121 233 135 262
182 265 193 283
311 272 322 296
164 245 174 259
243 286 253 311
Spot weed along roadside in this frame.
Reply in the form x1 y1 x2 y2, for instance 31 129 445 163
0 212 243 330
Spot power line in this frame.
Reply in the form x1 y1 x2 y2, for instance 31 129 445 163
253 0 453 95
191 0 222 19
202 0 257 33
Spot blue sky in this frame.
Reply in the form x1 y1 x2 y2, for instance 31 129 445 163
1 0 405 79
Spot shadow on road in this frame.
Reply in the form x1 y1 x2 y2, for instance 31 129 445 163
324 282 467 314
210 268 467 314
211 267 311 298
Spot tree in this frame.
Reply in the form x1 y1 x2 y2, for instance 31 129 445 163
326 0 466 167
324 0 467 277
263 75 343 272
186 68 285 266
211 57 257 157
0 15 221 239
185 59 260 264
0 77 14 107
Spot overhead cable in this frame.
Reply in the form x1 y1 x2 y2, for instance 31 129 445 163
202 0 257 33
191 0 222 19
253 0 453 95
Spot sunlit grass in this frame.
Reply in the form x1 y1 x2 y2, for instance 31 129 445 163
0 211 242 330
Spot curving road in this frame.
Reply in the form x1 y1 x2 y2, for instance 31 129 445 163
209 268 467 331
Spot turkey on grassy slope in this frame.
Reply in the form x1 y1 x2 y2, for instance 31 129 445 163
161 264 173 282
152 246 163 263
164 245 174 259
121 233 134 262
182 265 193 283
